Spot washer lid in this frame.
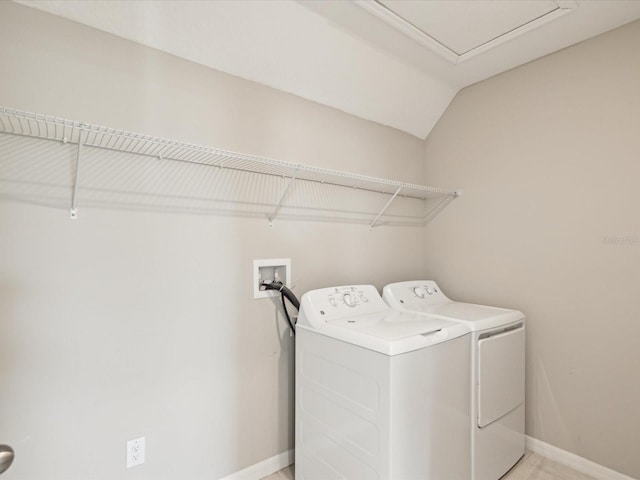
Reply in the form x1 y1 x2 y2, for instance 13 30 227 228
298 285 469 355
299 309 468 356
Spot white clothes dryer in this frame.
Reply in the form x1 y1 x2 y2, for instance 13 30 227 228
383 281 525 480
295 285 471 480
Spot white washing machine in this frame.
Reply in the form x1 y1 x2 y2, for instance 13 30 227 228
295 285 471 480
383 281 525 480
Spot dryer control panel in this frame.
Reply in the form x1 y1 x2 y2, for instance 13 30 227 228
298 285 388 327
383 280 450 310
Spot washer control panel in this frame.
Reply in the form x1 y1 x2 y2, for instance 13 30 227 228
328 286 370 309
299 285 387 326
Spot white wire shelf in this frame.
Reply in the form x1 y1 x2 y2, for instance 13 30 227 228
0 107 460 227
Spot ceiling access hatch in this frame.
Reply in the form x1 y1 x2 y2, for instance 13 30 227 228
358 0 578 64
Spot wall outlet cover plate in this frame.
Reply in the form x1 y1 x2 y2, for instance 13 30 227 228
126 437 145 469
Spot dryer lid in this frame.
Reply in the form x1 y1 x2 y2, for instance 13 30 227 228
425 302 524 331
382 280 524 332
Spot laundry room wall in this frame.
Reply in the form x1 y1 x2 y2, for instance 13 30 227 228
423 19 640 479
0 3 427 479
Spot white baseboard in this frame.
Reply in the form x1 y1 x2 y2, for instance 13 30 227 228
526 436 636 480
219 449 294 480
219 440 637 480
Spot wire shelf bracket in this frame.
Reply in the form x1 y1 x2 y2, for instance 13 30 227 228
69 130 85 219
268 172 298 228
369 186 402 231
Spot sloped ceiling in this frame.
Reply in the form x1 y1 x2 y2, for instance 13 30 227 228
14 0 640 139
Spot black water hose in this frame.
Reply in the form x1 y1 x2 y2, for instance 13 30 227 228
261 281 299 335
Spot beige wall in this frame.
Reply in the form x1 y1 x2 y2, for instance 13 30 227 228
424 20 640 478
0 3 427 479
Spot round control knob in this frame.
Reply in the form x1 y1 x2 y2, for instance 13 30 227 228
343 293 356 307
413 287 426 298
426 287 434 295
329 297 337 307
359 294 368 303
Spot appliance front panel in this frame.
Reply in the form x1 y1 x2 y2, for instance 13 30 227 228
477 325 525 428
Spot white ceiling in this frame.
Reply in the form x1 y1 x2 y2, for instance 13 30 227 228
14 0 640 139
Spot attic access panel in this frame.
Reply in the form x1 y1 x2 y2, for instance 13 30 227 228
361 0 577 63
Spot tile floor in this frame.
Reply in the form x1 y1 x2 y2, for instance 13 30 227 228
260 452 597 480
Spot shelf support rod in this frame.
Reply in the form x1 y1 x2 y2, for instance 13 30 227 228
70 131 84 219
268 173 298 228
369 186 402 231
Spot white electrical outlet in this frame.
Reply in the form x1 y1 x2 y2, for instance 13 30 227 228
126 437 145 469
253 258 291 299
